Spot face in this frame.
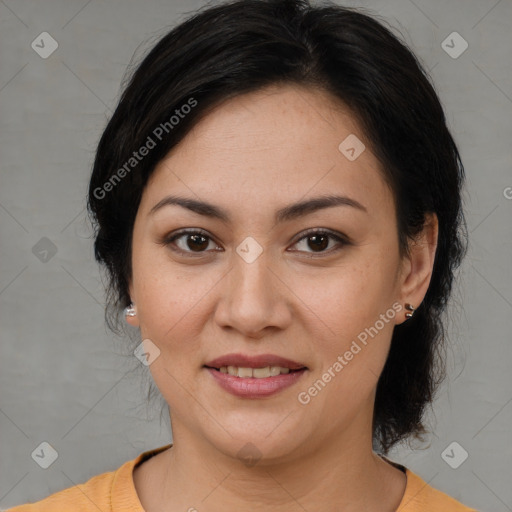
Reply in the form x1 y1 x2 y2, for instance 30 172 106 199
127 84 422 464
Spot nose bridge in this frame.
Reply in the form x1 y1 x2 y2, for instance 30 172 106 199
230 246 275 308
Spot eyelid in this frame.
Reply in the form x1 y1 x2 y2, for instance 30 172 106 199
290 227 348 245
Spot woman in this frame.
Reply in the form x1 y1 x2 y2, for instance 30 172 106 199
9 0 477 510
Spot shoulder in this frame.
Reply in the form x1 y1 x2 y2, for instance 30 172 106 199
4 444 173 512
380 454 479 511
400 467 479 511
4 467 118 512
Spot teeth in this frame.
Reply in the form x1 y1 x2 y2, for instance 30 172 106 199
220 366 294 378
237 367 253 378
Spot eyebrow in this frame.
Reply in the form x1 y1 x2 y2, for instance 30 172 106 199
149 194 367 223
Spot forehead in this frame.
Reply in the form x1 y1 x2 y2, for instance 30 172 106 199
142 84 394 221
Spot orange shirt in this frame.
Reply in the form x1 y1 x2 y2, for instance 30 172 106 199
6 444 478 511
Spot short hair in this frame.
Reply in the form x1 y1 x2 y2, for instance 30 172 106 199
87 0 468 454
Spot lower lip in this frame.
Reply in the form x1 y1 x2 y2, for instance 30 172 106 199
205 367 307 398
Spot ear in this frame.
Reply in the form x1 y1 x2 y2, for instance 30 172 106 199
396 212 438 324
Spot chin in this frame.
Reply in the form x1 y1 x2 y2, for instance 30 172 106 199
204 428 305 466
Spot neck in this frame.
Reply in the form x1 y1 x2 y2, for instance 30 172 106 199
147 412 406 512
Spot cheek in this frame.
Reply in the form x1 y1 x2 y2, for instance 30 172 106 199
133 260 209 397
137 272 204 345
130 243 201 343
302 257 397 331
297 259 398 387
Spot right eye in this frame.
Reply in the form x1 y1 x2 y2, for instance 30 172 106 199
161 229 222 256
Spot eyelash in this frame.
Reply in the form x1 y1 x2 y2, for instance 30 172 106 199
160 228 350 258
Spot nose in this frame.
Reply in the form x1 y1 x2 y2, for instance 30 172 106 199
213 249 293 338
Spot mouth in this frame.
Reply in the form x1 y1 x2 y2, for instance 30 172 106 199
203 353 308 398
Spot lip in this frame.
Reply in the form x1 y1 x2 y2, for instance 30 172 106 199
204 353 307 370
205 367 307 398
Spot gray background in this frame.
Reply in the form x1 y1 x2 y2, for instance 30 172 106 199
1 0 511 510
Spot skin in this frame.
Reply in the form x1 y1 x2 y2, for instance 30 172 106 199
126 84 438 512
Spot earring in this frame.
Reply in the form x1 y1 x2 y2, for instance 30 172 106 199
124 303 136 317
404 303 415 319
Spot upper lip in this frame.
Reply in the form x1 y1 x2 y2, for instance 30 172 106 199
205 353 307 370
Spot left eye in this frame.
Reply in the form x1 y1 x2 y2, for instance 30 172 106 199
291 230 347 255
